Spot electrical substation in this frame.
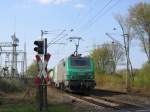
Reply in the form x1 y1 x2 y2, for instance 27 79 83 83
0 33 27 77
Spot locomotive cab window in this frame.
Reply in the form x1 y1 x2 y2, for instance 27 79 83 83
71 58 90 67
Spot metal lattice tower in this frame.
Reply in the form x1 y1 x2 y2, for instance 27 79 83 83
11 33 19 76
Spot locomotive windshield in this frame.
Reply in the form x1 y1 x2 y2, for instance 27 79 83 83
71 58 90 67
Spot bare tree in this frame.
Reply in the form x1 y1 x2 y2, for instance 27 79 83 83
102 43 125 73
129 2 150 62
115 14 134 92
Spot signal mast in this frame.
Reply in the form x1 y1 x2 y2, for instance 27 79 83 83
34 31 50 111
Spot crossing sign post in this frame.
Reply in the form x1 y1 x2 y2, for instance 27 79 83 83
34 38 50 112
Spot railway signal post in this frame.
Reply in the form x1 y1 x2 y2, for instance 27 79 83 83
34 38 50 111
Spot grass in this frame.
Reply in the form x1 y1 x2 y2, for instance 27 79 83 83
0 103 73 112
95 63 150 93
0 91 73 112
0 77 74 112
95 74 126 91
0 104 35 112
48 104 73 112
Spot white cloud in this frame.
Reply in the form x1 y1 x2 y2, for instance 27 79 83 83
74 3 85 9
38 0 70 5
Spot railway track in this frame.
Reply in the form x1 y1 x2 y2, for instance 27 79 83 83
66 92 146 112
47 86 150 112
90 95 144 110
68 93 121 110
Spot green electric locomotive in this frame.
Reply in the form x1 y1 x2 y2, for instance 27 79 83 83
49 54 96 91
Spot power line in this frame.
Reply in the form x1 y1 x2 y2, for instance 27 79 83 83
48 30 66 45
73 0 97 32
85 0 97 17
81 0 121 35
78 0 113 33
48 34 68 47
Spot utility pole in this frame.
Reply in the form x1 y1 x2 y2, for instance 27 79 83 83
124 34 131 92
105 32 132 92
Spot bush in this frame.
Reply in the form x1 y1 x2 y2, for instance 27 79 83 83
133 63 150 89
0 78 23 92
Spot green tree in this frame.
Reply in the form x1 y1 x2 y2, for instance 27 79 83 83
128 2 150 62
90 43 124 74
26 62 38 76
91 46 108 74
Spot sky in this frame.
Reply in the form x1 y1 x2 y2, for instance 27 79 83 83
0 0 149 70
